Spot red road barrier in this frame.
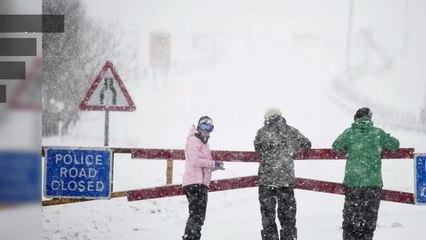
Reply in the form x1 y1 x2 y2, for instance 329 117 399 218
127 176 415 204
295 178 415 204
41 147 415 206
131 148 414 162
127 176 257 201
42 147 413 160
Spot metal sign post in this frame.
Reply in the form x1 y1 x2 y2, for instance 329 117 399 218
104 110 109 146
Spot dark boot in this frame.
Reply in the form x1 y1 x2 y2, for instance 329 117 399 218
280 228 297 240
261 229 279 240
342 230 357 240
182 232 200 240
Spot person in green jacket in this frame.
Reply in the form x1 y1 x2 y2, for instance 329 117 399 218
332 107 399 240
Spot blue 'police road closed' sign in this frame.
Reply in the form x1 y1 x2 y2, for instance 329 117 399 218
44 148 112 199
415 154 426 204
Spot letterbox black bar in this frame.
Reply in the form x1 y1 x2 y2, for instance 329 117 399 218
0 85 6 103
0 61 25 79
0 15 64 33
0 38 37 56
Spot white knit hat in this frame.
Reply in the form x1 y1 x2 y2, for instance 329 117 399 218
264 107 282 119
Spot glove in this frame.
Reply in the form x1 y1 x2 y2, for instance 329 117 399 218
299 138 312 151
213 161 225 170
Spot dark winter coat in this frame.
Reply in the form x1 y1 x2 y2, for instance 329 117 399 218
254 116 311 187
332 117 400 187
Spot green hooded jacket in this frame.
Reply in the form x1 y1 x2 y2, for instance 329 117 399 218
332 117 400 187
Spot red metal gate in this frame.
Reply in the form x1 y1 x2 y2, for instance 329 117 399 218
42 147 415 206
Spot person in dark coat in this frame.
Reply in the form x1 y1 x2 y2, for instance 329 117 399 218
332 107 400 240
254 107 312 240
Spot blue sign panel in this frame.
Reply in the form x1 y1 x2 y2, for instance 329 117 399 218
415 154 426 204
0 151 41 203
45 148 112 199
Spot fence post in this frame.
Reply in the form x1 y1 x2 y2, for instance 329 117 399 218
166 159 173 184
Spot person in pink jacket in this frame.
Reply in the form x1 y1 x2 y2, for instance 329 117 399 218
182 116 225 240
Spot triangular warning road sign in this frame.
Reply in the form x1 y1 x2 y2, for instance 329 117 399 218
79 61 136 111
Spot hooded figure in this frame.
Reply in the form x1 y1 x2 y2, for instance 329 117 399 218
333 107 399 240
182 116 224 240
254 107 311 240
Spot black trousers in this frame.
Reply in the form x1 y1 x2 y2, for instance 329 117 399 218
182 184 209 240
342 187 382 240
259 185 297 240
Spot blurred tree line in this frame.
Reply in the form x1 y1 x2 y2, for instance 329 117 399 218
42 0 132 137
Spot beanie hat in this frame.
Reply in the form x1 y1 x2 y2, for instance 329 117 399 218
354 107 372 121
197 116 214 132
264 107 282 119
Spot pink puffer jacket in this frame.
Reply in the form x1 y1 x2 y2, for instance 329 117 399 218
182 125 215 187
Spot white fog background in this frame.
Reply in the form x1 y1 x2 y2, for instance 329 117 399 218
19 0 426 239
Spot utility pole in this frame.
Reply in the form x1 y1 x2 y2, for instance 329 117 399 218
345 0 355 76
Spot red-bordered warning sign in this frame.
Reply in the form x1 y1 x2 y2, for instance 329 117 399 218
79 61 136 111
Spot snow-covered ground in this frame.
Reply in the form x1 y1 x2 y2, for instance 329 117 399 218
41 62 426 240
41 154 425 240
41 1 426 239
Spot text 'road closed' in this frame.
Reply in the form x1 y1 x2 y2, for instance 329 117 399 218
45 149 112 199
